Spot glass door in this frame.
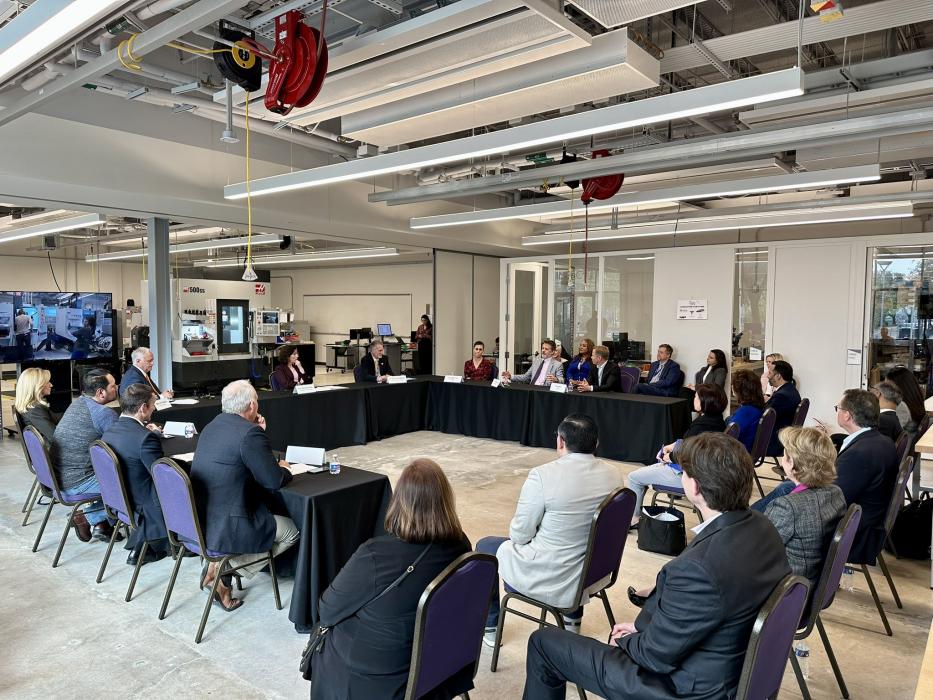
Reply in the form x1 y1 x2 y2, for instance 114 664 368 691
553 259 599 360
506 262 549 374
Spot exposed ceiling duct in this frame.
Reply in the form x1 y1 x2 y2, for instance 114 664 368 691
341 31 660 147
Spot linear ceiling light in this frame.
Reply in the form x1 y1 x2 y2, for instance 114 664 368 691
195 247 400 267
84 234 283 262
409 165 881 228
521 202 914 245
224 67 805 200
0 0 129 85
0 212 105 243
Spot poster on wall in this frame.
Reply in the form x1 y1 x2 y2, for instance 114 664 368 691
676 299 708 320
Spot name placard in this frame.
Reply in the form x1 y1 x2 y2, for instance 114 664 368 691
549 383 568 394
386 375 408 384
444 375 463 383
294 384 317 395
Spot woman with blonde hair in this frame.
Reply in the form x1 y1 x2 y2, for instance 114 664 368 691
763 426 847 586
760 352 784 398
14 367 59 441
310 459 471 700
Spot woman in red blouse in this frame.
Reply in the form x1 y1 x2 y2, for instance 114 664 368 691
463 340 495 381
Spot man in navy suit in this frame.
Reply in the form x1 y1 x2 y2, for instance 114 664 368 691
190 380 299 611
764 360 801 455
101 383 170 565
120 346 173 399
634 344 683 397
521 432 790 699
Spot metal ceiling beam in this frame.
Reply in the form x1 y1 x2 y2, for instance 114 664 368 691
0 0 249 128
368 102 933 205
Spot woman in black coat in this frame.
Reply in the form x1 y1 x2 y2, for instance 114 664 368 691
310 459 471 700
271 345 308 391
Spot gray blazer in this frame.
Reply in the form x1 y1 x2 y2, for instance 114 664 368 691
510 356 564 386
496 452 623 608
694 366 727 389
764 484 847 585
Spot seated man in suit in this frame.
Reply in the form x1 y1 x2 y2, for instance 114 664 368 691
522 432 790 700
764 360 801 455
101 383 170 566
872 380 904 443
634 344 683 397
120 346 173 399
359 339 394 383
476 414 623 642
190 380 300 611
575 345 620 393
500 339 564 387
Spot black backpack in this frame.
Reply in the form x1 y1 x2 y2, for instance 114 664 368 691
886 494 933 560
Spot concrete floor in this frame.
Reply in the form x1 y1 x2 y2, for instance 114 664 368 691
1 374 931 699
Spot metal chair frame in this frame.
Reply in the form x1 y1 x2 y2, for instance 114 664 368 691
12 408 49 526
790 504 862 700
749 408 777 498
151 458 282 644
89 440 150 602
268 371 282 391
22 426 101 567
734 575 811 700
404 552 498 700
489 488 636 700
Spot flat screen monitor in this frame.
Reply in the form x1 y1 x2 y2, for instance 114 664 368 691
217 298 250 354
261 310 279 325
377 323 392 336
0 291 113 363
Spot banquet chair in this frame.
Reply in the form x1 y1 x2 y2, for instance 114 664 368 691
852 456 914 637
724 421 741 440
791 504 862 699
21 426 101 567
151 458 282 643
734 575 810 700
89 440 150 602
749 408 777 498
13 408 49 526
353 365 364 383
792 398 810 428
490 488 636 697
269 372 282 391
404 553 498 700
618 366 640 394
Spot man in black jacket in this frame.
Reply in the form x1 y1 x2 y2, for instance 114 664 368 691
873 380 904 444
764 360 801 455
358 340 394 383
834 388 900 565
522 432 790 700
101 383 170 566
576 345 620 393
190 380 299 610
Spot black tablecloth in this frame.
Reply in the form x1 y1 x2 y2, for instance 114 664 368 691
279 466 392 631
523 387 691 463
362 378 430 441
426 380 530 441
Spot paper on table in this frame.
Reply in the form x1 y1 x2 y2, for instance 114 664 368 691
287 463 325 475
172 452 196 462
171 398 199 405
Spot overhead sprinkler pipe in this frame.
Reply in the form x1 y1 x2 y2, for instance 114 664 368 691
221 79 238 143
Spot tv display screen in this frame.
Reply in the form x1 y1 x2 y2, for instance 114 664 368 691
0 291 114 363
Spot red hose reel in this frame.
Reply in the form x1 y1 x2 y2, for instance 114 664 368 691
263 9 328 115
580 150 625 275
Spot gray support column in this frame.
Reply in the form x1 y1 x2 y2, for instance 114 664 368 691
147 217 173 391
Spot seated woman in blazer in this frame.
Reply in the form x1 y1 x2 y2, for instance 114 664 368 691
687 348 728 390
271 345 308 390
310 459 471 700
14 366 59 442
626 383 728 527
764 426 847 587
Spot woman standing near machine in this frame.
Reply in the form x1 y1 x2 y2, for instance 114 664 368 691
415 314 432 375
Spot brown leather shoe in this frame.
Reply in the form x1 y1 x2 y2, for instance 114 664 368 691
72 511 92 542
92 521 124 543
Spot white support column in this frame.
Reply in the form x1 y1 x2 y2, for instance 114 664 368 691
147 217 172 392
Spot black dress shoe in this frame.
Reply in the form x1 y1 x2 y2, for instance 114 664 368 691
92 522 124 543
126 548 167 567
627 586 649 608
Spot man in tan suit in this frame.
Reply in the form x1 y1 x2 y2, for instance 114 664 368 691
476 414 623 645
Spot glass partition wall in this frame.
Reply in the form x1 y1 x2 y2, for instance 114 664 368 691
868 245 933 393
732 248 769 379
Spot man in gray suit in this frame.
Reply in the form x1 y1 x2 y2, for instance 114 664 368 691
500 339 564 386
476 414 623 644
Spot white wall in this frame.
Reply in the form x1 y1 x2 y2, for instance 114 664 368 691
652 247 736 386
0 253 143 307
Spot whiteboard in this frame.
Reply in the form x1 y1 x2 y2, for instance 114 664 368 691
302 293 413 341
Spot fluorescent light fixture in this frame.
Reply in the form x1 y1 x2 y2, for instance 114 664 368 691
85 233 283 262
410 165 881 229
171 80 202 95
521 202 914 245
224 67 805 200
0 212 104 243
126 86 149 100
625 256 655 261
195 247 399 267
0 0 128 85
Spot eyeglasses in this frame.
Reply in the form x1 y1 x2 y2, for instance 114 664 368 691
834 405 838 411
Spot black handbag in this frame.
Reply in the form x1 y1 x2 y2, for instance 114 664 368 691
886 493 933 560
637 505 687 556
299 544 432 682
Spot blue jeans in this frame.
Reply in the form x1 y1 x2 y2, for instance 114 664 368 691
476 535 583 629
60 474 109 526
751 480 794 513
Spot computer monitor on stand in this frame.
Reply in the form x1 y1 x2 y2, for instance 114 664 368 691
377 323 392 337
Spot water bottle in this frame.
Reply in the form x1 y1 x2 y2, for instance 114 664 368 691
184 423 195 439
329 453 341 476
840 565 855 592
793 641 810 679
